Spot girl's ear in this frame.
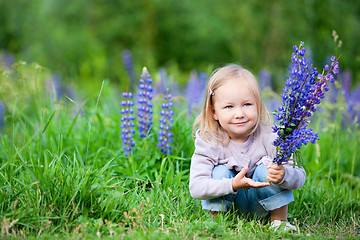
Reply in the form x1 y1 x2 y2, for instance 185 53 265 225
212 108 219 120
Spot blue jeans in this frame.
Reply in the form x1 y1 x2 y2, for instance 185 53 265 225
201 164 294 217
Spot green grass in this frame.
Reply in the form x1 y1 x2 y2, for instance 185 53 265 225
0 63 359 239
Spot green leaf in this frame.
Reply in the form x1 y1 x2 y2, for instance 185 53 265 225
279 129 285 136
292 150 303 168
286 127 293 133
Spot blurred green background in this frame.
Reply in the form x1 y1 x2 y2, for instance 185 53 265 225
0 2 359 238
0 0 359 88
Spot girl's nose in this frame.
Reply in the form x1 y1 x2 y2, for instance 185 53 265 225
234 108 244 118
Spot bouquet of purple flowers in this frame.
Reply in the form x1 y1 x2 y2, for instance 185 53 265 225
272 42 340 165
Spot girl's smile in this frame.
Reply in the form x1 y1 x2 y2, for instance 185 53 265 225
234 121 247 126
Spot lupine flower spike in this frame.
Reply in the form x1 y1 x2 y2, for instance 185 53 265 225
185 71 207 113
137 67 153 138
272 42 340 165
121 50 137 84
157 89 174 155
120 92 136 157
0 101 5 128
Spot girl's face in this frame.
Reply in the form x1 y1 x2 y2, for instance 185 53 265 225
212 78 258 143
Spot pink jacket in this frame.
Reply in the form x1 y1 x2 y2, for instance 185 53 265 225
189 124 306 200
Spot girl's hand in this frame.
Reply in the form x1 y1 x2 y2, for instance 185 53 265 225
232 167 271 191
267 164 285 184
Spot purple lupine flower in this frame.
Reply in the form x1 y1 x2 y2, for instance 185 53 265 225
258 69 273 91
46 74 76 101
185 71 207 113
137 67 153 138
267 97 280 116
347 83 360 124
120 92 136 157
325 70 359 125
273 42 340 165
0 51 15 69
154 68 181 97
340 70 353 125
122 50 137 85
46 74 63 101
328 80 339 104
0 101 5 128
340 70 352 102
258 69 280 113
157 89 174 155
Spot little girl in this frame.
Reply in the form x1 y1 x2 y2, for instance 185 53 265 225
189 64 305 231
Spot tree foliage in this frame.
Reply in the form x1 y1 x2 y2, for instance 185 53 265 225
0 0 359 85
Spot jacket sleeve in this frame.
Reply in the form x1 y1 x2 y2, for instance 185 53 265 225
189 131 236 200
275 160 306 190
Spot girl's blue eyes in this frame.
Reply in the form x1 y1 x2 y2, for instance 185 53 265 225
224 103 251 109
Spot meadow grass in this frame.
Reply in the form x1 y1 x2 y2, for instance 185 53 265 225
0 64 359 239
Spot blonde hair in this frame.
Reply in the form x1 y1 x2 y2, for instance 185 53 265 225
193 64 272 144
